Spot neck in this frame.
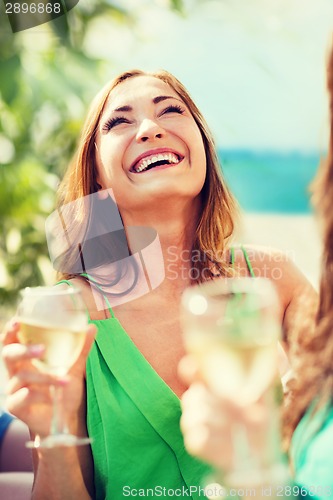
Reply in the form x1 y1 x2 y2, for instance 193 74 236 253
121 196 202 286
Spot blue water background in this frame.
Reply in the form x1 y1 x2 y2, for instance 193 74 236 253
218 149 323 214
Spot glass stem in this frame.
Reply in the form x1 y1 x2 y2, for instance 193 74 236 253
50 385 67 435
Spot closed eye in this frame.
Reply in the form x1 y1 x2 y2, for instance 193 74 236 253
102 116 131 132
160 104 185 116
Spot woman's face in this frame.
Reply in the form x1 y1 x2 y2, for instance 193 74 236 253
95 75 207 214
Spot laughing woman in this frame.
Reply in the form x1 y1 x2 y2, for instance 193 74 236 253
2 70 316 499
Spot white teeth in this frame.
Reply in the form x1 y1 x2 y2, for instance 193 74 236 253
134 152 181 173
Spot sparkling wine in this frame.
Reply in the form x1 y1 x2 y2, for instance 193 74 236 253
18 319 86 374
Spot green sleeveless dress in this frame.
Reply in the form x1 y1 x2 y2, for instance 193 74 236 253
86 310 213 499
57 279 213 499
59 246 255 499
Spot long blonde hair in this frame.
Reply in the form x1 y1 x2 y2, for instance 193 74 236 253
56 69 239 282
283 37 333 448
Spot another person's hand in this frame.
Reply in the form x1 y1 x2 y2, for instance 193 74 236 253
179 355 272 473
1 319 96 438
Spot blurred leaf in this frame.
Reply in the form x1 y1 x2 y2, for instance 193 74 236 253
0 54 20 103
170 0 184 14
49 12 71 43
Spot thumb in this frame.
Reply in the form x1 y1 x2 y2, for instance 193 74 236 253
70 324 97 376
1 319 20 346
178 354 200 387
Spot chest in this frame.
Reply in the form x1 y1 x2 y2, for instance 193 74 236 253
113 299 187 398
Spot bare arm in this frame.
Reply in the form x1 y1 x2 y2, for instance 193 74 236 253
2 321 96 500
32 398 94 500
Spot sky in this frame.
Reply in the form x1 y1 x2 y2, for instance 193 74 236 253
82 0 333 151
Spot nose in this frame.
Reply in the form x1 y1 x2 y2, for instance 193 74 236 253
136 118 165 143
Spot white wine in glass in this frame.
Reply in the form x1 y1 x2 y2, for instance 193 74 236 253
18 321 86 375
181 277 287 489
16 286 90 448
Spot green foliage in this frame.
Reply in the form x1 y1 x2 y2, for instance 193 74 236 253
0 1 184 307
170 0 185 14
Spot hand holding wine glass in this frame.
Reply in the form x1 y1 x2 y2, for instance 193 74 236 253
2 286 96 448
181 278 288 490
180 369 272 475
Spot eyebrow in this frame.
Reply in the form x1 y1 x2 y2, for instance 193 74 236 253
153 95 179 104
113 105 132 112
112 95 180 113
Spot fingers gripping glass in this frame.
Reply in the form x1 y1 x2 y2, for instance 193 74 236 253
16 286 91 448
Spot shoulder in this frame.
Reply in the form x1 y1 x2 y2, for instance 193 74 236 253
234 244 318 342
239 243 312 281
238 244 297 271
56 278 110 320
233 244 309 289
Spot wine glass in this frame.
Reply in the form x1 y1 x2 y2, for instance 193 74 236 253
16 286 91 448
181 277 287 490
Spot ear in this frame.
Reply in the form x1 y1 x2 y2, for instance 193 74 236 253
95 176 109 200
97 185 109 200
96 183 116 202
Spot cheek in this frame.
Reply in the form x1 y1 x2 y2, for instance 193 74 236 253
97 138 127 180
191 133 206 171
185 125 205 162
195 145 207 191
197 144 207 168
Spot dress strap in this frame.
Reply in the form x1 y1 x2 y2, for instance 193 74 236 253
80 273 115 318
56 277 115 319
229 247 235 267
55 279 90 321
56 279 75 288
240 245 256 278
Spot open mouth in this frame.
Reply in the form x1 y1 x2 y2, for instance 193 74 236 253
131 152 183 174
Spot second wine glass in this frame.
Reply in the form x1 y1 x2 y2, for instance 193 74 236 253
181 277 286 490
